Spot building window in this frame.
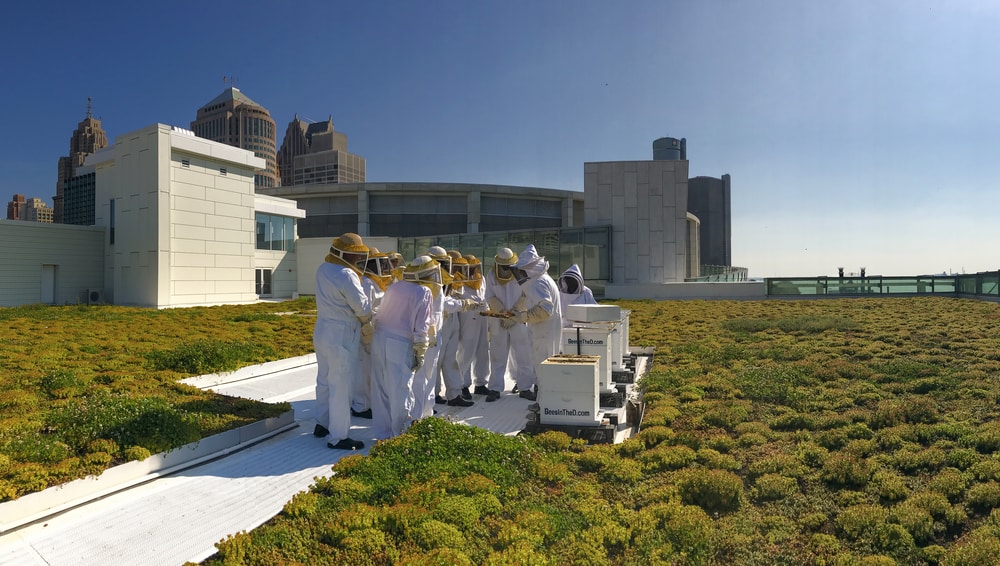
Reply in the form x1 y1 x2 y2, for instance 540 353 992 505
109 199 115 245
181 159 190 168
220 168 227 176
255 213 296 252
256 268 272 296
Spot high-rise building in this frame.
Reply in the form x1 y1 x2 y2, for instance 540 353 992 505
191 87 278 190
23 197 54 223
277 115 365 186
7 194 25 220
55 98 108 223
688 175 732 267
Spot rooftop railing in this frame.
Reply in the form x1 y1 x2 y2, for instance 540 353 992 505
766 272 1000 299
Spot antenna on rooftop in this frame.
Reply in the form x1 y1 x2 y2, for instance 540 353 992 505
86 96 92 119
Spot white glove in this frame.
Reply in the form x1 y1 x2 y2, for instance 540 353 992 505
499 317 516 329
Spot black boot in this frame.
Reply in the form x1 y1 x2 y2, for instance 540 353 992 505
461 387 472 400
474 385 490 395
448 396 474 407
351 408 373 419
486 390 501 402
313 424 329 437
328 438 364 450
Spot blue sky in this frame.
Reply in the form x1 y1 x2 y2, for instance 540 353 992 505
2 1 998 278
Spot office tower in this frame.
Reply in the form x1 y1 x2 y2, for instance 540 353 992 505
23 197 54 223
653 136 687 161
55 98 108 223
190 87 278 190
688 174 732 267
7 194 26 220
277 115 365 186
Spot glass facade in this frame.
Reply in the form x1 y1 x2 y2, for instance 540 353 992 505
397 225 612 294
480 195 562 232
369 194 467 236
255 213 295 251
63 172 96 226
295 195 358 238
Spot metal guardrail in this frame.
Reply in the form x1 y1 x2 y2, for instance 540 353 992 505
765 271 1000 298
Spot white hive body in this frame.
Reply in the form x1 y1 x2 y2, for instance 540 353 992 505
562 324 616 392
537 355 602 426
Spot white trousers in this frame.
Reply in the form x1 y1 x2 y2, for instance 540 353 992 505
458 310 490 388
412 342 442 419
370 331 415 439
313 318 360 442
487 318 531 392
439 314 463 399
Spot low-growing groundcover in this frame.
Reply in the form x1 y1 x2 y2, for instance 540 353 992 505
200 297 1000 565
0 298 319 501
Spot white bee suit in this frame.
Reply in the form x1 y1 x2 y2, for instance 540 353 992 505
412 286 444 419
353 276 384 413
438 294 466 400
457 282 489 390
485 269 530 392
370 281 432 439
515 245 563 390
314 262 371 443
558 264 597 327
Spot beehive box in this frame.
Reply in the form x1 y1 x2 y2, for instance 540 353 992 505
537 355 601 426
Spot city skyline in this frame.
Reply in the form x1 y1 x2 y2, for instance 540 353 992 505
2 1 998 277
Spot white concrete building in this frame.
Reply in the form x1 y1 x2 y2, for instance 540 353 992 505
85 124 305 308
0 124 305 309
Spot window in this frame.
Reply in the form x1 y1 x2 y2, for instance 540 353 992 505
220 168 227 176
109 199 115 245
181 159 190 168
255 213 296 252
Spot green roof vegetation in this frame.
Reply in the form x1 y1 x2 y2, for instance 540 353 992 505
6 296 1000 563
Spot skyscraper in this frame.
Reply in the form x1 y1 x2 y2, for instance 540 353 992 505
190 87 278 190
7 194 25 220
55 98 108 223
277 115 365 186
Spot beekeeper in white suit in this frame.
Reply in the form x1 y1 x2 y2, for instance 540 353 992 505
558 263 597 327
484 247 531 402
370 256 434 439
313 232 371 450
459 254 490 397
511 243 562 401
353 248 393 419
412 246 451 419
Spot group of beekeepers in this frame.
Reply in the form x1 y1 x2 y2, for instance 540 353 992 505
311 232 597 450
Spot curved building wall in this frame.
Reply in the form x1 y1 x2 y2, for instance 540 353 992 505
258 182 583 239
687 174 732 267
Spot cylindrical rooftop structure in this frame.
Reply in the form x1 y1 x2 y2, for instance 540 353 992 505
653 137 687 161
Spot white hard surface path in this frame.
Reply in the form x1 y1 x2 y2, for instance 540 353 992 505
0 360 528 566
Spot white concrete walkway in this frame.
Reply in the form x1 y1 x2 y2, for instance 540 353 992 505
0 360 531 566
